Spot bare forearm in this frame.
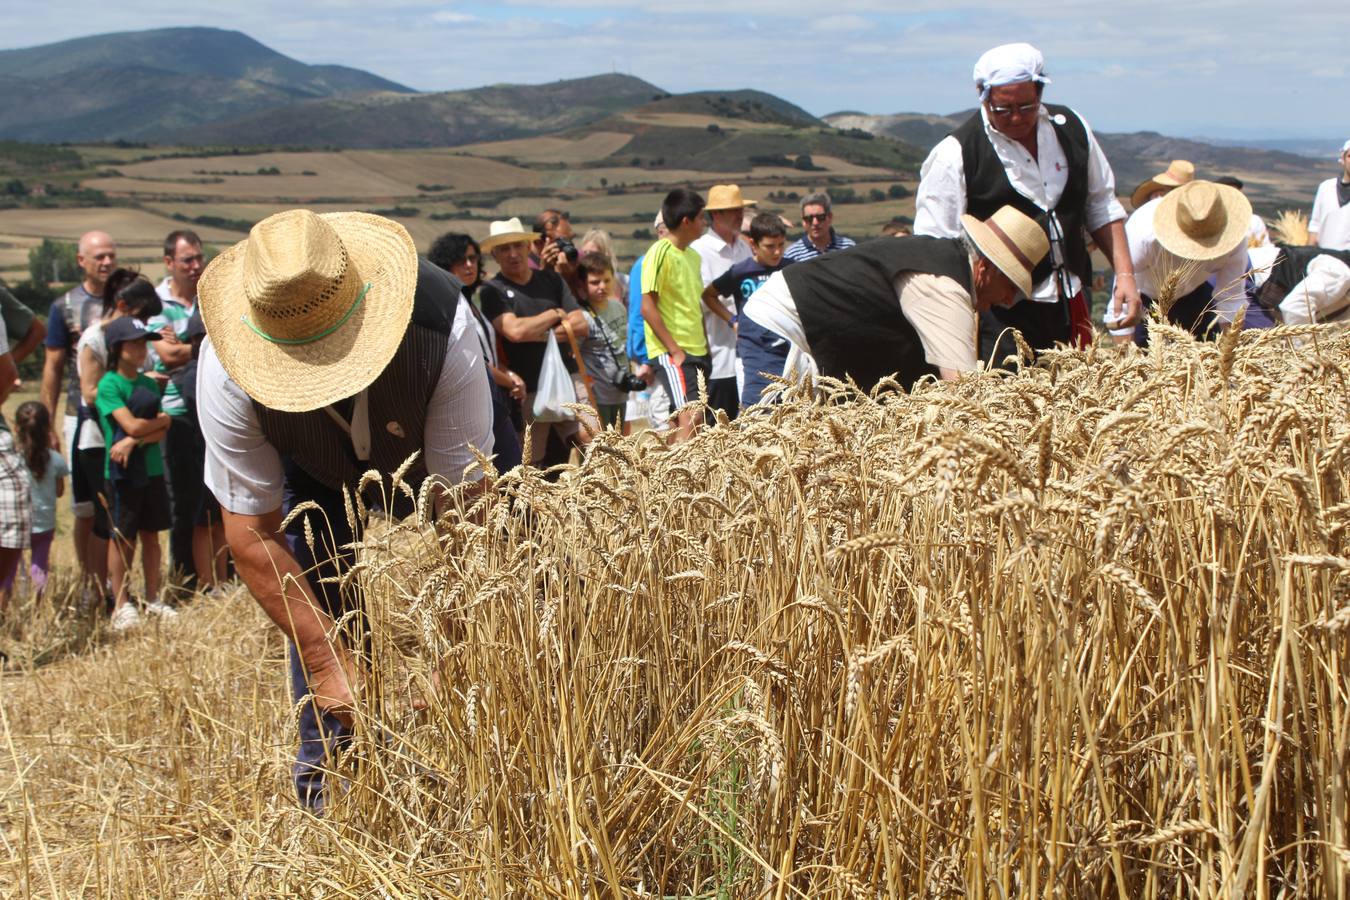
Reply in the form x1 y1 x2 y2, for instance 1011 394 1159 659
701 292 734 325
0 355 15 404
502 309 564 342
1091 219 1132 275
156 340 191 367
116 413 169 438
224 511 340 657
12 321 44 364
641 294 680 355
563 309 588 338
41 350 65 417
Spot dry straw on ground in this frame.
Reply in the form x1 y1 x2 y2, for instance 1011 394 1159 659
3 318 1350 897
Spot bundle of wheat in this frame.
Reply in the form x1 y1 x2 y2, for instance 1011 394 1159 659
3 318 1349 897
1272 209 1311 246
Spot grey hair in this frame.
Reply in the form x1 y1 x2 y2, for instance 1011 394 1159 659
800 191 832 215
958 232 985 266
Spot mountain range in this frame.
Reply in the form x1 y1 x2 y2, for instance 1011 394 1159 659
0 27 1333 209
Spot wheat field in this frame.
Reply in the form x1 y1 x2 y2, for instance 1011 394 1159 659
1 320 1348 897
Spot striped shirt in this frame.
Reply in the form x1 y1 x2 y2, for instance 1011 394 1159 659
148 279 196 416
784 230 856 262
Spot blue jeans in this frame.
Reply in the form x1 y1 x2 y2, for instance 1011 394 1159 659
282 470 358 812
738 323 790 408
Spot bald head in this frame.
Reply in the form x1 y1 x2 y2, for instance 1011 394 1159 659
76 230 117 292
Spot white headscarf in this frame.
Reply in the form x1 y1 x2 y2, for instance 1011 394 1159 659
973 43 1051 101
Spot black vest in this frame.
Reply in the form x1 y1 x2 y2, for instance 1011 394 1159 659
255 324 448 510
952 103 1091 295
783 236 972 393
1256 245 1350 316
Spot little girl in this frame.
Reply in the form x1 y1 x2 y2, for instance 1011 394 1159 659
7 402 68 598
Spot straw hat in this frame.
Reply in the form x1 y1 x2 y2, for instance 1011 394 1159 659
959 205 1050 299
1153 181 1252 262
704 185 757 211
198 209 417 413
480 217 541 252
1131 159 1195 210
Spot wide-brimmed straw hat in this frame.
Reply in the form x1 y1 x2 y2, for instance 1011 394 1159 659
704 184 758 211
1131 159 1195 210
960 205 1050 299
1153 181 1252 262
480 217 541 251
198 209 417 413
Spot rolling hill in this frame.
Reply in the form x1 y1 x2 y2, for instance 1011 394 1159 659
173 74 666 149
0 27 412 142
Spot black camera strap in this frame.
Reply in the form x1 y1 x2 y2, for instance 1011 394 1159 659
585 301 630 377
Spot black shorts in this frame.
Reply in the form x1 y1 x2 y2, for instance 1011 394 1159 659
655 352 712 411
109 474 171 540
74 446 111 539
195 485 221 527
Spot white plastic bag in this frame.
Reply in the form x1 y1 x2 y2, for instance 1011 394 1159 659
531 330 577 422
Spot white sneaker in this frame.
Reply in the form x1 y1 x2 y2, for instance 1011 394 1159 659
145 600 179 621
110 604 142 632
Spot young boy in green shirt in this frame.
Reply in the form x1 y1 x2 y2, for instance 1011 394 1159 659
95 317 175 631
640 187 718 443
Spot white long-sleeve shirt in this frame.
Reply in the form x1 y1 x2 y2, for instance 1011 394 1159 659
914 105 1126 303
1123 196 1250 325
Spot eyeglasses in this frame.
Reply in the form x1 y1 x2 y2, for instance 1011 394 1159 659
453 255 480 267
988 101 1040 117
803 213 830 223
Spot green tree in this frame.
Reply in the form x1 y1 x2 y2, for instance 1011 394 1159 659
887 183 912 199
28 238 79 284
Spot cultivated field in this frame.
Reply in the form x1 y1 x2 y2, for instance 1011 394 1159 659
2 322 1347 896
0 137 921 283
456 131 636 164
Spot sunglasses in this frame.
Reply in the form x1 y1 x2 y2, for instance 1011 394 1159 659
453 254 480 266
988 101 1040 117
803 213 830 223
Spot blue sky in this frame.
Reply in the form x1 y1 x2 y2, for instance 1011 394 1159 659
13 1 1350 139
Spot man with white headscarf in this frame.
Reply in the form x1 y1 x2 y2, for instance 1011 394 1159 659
915 42 1140 366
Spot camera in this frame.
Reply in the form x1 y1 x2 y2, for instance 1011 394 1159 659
553 236 579 264
614 372 648 393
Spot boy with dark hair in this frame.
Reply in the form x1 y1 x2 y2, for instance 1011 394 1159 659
702 211 794 408
576 253 634 430
95 317 174 631
641 188 715 443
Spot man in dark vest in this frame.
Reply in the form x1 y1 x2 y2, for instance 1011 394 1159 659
741 205 1049 392
915 42 1141 366
196 209 495 811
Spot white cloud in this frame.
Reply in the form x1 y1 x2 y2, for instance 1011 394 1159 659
812 14 869 32
431 10 476 23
